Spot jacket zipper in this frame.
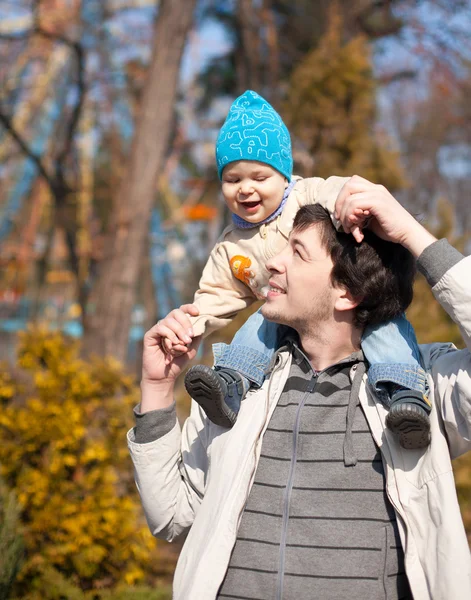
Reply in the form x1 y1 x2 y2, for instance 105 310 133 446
275 373 318 600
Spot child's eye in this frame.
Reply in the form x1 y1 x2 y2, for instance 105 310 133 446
255 177 267 182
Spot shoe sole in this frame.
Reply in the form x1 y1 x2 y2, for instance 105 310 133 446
386 403 431 449
184 365 236 428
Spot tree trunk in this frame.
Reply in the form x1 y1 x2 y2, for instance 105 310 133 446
237 0 262 92
81 0 197 362
261 0 280 100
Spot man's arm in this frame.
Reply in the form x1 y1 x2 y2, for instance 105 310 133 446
128 400 209 541
335 176 471 457
422 246 471 458
128 305 208 541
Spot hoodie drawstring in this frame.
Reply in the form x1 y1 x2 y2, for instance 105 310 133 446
343 362 367 467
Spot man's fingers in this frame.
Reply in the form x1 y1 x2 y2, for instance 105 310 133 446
155 320 186 346
173 345 189 355
347 175 376 188
144 322 166 346
145 304 199 350
165 304 199 340
334 179 350 220
156 313 192 345
168 342 190 355
169 309 195 341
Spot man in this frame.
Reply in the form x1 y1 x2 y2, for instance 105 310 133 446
128 176 471 600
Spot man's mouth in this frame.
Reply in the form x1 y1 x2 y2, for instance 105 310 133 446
267 280 286 295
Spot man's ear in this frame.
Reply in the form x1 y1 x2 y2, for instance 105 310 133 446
334 286 361 313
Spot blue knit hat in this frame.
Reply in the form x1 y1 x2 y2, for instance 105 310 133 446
215 90 292 181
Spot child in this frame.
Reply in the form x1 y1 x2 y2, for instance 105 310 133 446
164 90 431 449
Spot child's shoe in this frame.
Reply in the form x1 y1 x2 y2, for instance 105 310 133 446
184 365 250 428
385 390 431 449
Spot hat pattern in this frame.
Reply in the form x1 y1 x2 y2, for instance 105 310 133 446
216 90 292 181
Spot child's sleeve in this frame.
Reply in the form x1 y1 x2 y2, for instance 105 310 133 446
301 175 350 228
190 241 257 338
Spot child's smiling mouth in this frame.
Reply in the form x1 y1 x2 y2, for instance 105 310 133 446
240 200 261 212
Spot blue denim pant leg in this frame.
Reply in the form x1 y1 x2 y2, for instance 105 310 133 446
362 314 428 408
212 308 280 387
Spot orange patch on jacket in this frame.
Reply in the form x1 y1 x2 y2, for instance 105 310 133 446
230 255 254 286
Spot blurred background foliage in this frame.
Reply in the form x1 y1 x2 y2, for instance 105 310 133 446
0 0 470 596
0 329 175 598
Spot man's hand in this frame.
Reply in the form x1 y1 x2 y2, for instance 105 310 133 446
140 304 201 411
335 175 437 256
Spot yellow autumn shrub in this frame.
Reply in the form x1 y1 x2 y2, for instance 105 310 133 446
0 327 172 595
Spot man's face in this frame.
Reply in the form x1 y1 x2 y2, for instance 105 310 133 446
262 225 338 330
221 160 288 223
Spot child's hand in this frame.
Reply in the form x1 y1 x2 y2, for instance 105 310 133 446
161 335 192 361
156 306 199 364
142 304 201 385
344 208 372 243
335 175 411 244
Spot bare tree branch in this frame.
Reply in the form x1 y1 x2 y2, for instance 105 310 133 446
0 6 87 194
377 69 417 85
0 109 53 185
0 0 88 306
53 38 86 201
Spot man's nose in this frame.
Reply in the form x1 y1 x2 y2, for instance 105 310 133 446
266 249 286 274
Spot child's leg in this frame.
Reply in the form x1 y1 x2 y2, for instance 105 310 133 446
362 314 431 449
213 307 280 386
185 308 282 427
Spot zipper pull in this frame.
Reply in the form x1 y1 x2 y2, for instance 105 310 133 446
307 374 317 393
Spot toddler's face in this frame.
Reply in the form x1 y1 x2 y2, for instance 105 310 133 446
221 161 288 224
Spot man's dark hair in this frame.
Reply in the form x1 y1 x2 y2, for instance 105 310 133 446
293 204 416 328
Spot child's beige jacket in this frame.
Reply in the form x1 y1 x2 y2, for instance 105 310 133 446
191 175 349 337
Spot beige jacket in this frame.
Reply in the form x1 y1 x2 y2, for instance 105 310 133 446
128 254 471 600
191 175 349 337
